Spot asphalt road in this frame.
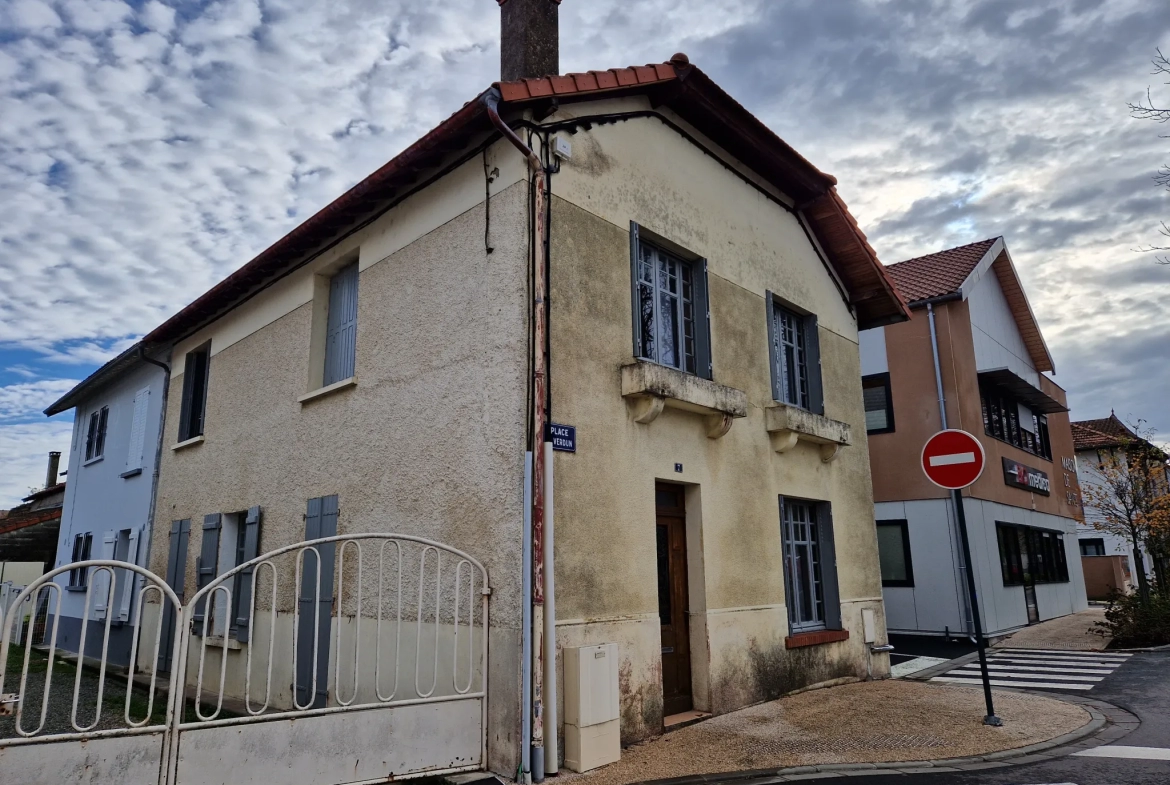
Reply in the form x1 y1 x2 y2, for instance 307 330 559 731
803 650 1170 785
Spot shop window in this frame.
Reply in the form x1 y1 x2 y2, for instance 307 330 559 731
996 522 1070 585
876 520 914 587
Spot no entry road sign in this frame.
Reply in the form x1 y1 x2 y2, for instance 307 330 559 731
921 429 986 490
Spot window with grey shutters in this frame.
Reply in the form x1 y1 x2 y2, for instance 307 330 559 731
192 513 221 634
779 498 841 633
323 263 359 385
630 223 712 379
767 294 823 414
178 343 211 441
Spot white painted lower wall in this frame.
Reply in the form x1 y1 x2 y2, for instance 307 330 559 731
879 497 1088 637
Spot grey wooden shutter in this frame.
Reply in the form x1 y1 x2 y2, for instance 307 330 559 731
125 388 150 472
92 531 117 620
159 519 190 673
805 314 824 416
629 221 643 358
233 506 262 642
297 495 338 708
323 263 359 385
818 503 842 630
192 513 222 634
696 258 713 380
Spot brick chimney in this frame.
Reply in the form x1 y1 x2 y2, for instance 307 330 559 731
498 0 560 81
46 451 61 488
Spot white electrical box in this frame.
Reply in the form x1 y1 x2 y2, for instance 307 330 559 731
552 135 572 160
862 608 877 644
563 643 620 772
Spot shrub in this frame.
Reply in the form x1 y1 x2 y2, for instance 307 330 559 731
1096 589 1170 648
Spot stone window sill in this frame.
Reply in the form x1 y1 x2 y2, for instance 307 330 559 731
198 634 244 650
83 455 104 467
765 403 852 462
120 468 143 479
785 629 850 649
621 361 747 439
171 435 205 452
298 376 357 405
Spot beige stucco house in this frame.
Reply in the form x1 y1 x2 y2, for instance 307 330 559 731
131 44 909 776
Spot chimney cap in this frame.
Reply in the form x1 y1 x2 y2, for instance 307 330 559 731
670 52 690 66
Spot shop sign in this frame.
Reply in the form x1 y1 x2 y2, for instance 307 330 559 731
1002 457 1050 495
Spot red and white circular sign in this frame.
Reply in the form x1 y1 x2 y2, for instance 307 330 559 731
921 429 986 490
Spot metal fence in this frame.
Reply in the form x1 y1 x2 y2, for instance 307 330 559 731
0 534 491 785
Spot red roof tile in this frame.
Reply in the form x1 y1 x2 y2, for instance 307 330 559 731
884 238 998 303
1071 415 1140 450
142 56 911 349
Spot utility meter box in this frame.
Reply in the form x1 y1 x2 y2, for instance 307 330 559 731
563 643 620 772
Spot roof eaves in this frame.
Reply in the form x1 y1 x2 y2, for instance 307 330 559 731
44 342 146 417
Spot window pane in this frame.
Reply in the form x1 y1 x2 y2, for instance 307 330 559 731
876 524 909 582
656 524 671 626
864 383 889 431
774 307 809 409
781 499 824 629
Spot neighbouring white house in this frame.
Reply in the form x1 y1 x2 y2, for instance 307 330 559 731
41 342 169 667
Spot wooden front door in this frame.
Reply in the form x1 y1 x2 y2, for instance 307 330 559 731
655 483 693 717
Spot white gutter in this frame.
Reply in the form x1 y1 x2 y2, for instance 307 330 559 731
542 440 558 775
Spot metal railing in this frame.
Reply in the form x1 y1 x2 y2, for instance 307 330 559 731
1 534 492 785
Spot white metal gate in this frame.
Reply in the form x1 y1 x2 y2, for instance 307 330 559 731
0 534 490 785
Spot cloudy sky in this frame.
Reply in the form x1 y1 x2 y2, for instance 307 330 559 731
1 0 1168 505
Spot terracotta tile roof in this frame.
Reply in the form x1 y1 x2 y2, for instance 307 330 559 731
884 238 998 303
1071 414 1140 450
142 55 911 348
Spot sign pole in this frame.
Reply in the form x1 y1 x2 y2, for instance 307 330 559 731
951 487 1002 727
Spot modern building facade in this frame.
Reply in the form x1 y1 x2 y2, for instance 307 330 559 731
125 48 909 775
42 343 168 666
1072 413 1170 598
862 237 1087 638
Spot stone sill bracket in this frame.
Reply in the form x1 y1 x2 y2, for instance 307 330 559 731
621 361 747 439
765 403 852 463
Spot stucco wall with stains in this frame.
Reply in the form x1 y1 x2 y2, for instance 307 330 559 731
147 172 531 775
544 101 889 745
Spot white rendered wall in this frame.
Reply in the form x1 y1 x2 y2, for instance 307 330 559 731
858 327 888 376
966 268 1040 387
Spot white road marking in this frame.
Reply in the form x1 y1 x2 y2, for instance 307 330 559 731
1073 745 1170 760
977 664 1116 675
951 668 1103 682
998 648 1131 658
932 676 1094 690
929 451 976 466
989 657 1122 668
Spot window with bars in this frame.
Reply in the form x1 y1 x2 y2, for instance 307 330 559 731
780 498 841 633
862 373 895 434
84 406 109 462
630 224 711 379
980 383 1052 460
767 294 823 414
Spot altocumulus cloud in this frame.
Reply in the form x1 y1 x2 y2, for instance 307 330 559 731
1 0 1168 505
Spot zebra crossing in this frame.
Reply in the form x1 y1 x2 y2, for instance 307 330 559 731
930 648 1132 691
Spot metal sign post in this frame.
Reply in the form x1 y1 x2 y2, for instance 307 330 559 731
921 429 1002 727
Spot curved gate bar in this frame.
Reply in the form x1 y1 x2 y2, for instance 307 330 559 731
334 540 362 707
373 539 403 702
243 560 278 715
71 566 118 732
291 546 323 711
0 560 183 741
193 584 233 720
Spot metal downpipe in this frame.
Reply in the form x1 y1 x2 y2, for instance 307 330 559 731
483 88 551 780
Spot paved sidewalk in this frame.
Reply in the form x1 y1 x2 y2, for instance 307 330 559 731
993 608 1110 651
562 680 1091 785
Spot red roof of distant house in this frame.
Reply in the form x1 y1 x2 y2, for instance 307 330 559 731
884 238 998 303
1072 414 1142 451
141 55 909 349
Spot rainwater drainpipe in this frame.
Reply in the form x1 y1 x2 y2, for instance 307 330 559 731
521 453 534 783
925 300 975 639
483 88 556 780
